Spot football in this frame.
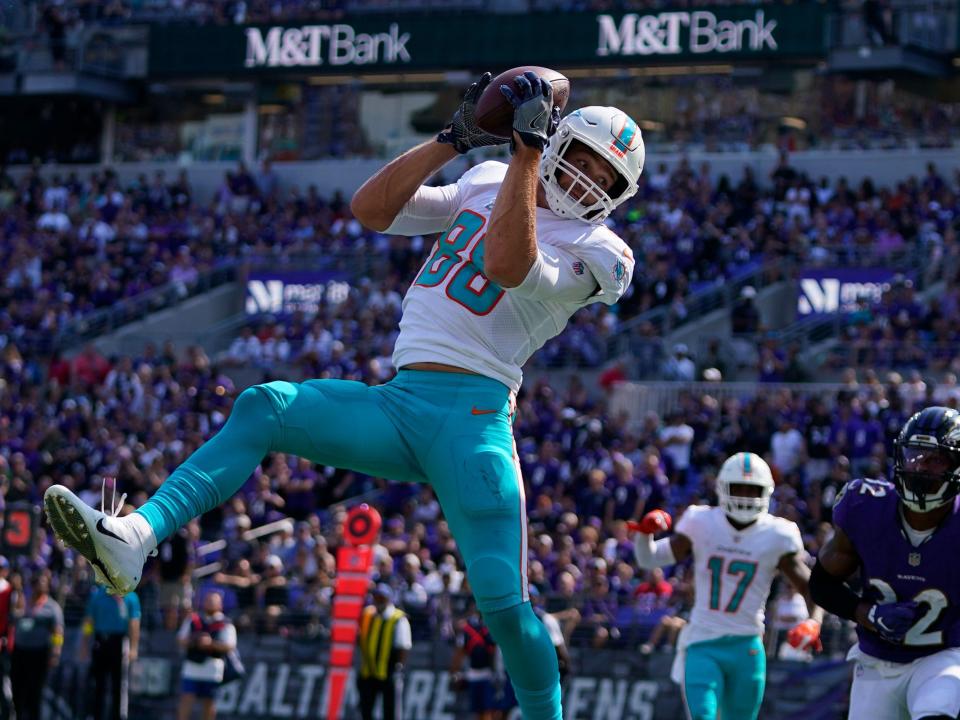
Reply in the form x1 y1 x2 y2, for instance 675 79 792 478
474 66 571 139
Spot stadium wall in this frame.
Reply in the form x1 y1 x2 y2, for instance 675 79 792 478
43 631 849 720
82 283 245 358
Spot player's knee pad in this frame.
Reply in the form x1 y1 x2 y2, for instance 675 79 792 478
683 687 719 720
231 385 282 446
467 554 522 614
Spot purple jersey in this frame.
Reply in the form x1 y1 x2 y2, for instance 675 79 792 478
834 477 960 663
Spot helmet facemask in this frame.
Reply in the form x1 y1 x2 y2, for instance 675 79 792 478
716 452 774 524
719 481 772 524
894 443 960 512
540 137 631 224
539 106 644 225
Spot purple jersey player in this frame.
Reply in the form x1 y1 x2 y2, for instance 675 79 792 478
811 406 960 720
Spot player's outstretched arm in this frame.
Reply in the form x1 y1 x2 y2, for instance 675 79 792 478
352 72 502 233
629 510 691 569
780 551 825 652
350 140 459 232
485 72 560 287
778 553 824 624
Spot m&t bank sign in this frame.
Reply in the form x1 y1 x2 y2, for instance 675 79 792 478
245 23 411 68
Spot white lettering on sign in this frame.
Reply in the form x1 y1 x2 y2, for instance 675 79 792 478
798 277 891 314
245 23 411 68
597 11 777 56
245 279 350 315
214 664 658 720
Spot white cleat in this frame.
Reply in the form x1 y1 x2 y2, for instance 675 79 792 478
43 483 154 595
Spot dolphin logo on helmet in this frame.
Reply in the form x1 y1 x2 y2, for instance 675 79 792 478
539 106 645 224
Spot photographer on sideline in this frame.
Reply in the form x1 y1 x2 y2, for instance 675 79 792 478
176 592 236 720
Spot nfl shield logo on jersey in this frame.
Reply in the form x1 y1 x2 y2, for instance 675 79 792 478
908 552 921 567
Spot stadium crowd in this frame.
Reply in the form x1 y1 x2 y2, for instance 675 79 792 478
2 298 956 655
823 276 960 373
3 149 960 377
217 155 960 377
0 137 959 667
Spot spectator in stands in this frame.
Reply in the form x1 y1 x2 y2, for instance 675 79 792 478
863 0 896 46
634 568 673 607
176 591 236 720
579 573 618 648
578 469 610 525
804 398 834 485
658 412 695 486
731 286 761 337
72 344 111 386
639 579 692 655
771 579 813 661
770 416 806 477
662 343 695 381
257 555 289 613
529 586 570 681
397 553 428 611
158 523 195 631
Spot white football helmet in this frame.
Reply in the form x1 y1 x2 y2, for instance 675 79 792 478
539 106 645 224
716 452 774 524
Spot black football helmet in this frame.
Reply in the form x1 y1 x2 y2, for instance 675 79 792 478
893 406 960 512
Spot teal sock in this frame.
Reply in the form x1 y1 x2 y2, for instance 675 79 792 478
483 602 562 720
136 387 278 542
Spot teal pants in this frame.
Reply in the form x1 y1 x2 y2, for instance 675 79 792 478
683 635 766 720
137 370 561 719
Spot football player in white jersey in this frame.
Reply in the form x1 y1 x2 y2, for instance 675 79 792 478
43 71 642 720
633 452 822 720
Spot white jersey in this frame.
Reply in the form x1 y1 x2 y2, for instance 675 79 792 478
391 161 634 391
677 505 803 645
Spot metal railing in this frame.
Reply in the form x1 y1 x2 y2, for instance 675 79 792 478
670 243 940 374
564 260 793 373
765 248 945 368
101 311 252 358
16 246 400 356
17 261 240 356
194 518 295 579
810 336 960 373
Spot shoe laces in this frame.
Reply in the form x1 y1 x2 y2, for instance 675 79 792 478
99 476 158 560
101 477 128 518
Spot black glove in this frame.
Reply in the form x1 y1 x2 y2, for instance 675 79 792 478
437 72 509 154
499 70 561 152
868 601 920 644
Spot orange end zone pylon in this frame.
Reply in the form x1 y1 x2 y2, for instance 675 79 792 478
326 503 382 720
